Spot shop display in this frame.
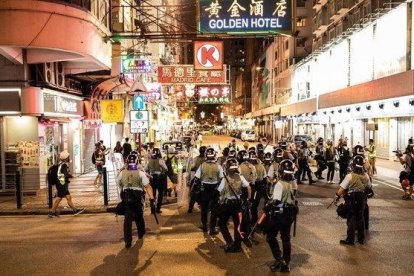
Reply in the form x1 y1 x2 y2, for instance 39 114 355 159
4 149 20 191
18 141 39 167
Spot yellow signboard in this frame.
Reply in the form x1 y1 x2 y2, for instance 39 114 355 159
101 99 124 123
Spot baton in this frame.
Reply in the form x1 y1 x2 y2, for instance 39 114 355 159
293 199 298 237
153 211 159 224
248 212 266 239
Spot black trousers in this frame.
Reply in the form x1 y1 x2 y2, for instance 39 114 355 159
315 159 326 177
327 162 335 181
200 184 218 229
218 201 242 247
339 162 348 183
297 159 312 182
364 203 369 230
124 204 145 245
346 198 366 242
150 174 165 211
266 215 293 264
251 181 268 224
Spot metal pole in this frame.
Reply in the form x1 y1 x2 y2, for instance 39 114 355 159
103 167 109 206
48 174 53 208
138 133 142 156
16 171 21 209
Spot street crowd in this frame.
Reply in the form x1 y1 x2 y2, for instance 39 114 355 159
46 133 414 273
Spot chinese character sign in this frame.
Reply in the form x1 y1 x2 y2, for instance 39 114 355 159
197 85 232 104
158 65 227 84
101 100 124 123
199 0 293 34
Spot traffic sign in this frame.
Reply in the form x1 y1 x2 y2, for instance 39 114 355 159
130 110 149 121
130 120 149 134
133 94 146 110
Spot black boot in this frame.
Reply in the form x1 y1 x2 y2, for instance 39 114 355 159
280 261 290 273
270 260 282 272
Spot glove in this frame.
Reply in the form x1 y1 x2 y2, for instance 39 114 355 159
334 193 340 203
150 198 156 213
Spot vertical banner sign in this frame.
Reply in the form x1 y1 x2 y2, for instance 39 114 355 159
199 0 293 35
194 41 223 70
101 99 124 123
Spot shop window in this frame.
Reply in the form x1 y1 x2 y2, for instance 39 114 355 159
297 18 307 27
285 40 289 50
275 51 278 60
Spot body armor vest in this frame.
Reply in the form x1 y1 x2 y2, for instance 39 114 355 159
221 173 242 200
121 170 143 189
280 180 294 204
200 162 219 182
254 162 266 181
148 158 163 173
240 162 256 183
348 173 369 192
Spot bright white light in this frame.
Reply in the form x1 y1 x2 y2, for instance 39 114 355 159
350 25 374 85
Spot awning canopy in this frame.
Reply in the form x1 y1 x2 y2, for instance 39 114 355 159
280 98 317 117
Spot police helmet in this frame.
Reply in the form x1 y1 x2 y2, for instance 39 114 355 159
248 146 256 153
205 147 216 160
199 146 207 156
256 143 264 152
127 154 139 170
237 150 248 163
152 148 161 159
228 148 237 158
249 150 258 161
352 155 365 173
274 148 284 161
353 145 364 156
264 152 272 162
225 158 239 174
279 141 287 150
278 159 295 181
301 140 307 148
222 147 230 157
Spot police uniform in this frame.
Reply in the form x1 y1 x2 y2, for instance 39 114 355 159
146 157 168 213
217 173 250 252
250 160 268 224
238 161 256 242
118 168 150 247
339 172 371 244
265 179 297 272
188 155 205 213
195 161 224 232
337 145 351 183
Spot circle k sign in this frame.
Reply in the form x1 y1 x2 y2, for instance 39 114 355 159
194 41 223 70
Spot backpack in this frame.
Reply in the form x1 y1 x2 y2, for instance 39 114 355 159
47 164 60 186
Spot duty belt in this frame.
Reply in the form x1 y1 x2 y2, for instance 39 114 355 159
123 187 143 191
151 171 162 175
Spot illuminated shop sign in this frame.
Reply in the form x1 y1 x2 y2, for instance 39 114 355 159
43 92 82 115
122 58 154 74
158 65 227 84
197 85 232 104
199 0 293 34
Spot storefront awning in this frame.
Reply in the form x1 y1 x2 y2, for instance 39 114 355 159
90 75 134 101
250 104 281 118
280 98 317 117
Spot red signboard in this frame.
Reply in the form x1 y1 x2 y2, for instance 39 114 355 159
197 85 232 104
158 65 227 84
194 41 223 70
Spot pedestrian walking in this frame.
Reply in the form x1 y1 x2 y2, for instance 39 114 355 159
217 158 251 253
114 141 122 153
367 139 377 175
333 156 371 245
314 137 326 179
48 150 85 218
398 146 414 200
325 140 336 184
338 140 352 183
122 138 132 162
263 159 298 273
92 143 105 187
296 141 316 185
118 155 155 248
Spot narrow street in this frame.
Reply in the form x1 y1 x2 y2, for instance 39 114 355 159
0 135 413 275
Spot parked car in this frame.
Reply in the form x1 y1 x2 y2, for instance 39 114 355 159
241 130 256 142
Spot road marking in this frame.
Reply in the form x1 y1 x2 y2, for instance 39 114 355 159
374 179 403 192
301 201 324 206
160 227 173 230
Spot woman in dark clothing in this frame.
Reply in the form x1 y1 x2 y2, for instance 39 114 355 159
114 141 122 153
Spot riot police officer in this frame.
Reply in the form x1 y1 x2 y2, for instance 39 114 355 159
263 159 298 272
218 147 230 166
217 158 252 253
195 147 224 234
267 148 284 183
256 143 265 161
263 152 273 172
228 148 237 160
145 148 168 214
249 150 267 225
296 141 316 185
119 155 155 248
337 140 352 184
188 146 207 213
334 155 371 245
314 137 326 179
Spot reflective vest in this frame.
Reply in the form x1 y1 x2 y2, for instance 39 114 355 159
368 145 376 159
280 180 294 205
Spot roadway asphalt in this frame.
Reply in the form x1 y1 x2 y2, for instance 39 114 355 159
0 135 413 275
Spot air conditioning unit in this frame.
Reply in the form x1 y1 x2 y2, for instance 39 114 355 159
33 62 56 85
55 62 65 88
